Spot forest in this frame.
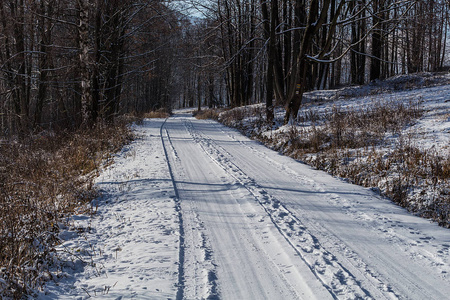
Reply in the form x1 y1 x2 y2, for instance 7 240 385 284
0 0 449 137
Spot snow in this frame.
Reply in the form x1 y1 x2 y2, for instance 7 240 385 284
39 83 449 299
301 78 450 154
39 119 180 299
220 78 450 226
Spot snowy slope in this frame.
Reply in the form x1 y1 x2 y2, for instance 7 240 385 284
301 82 450 153
40 111 449 298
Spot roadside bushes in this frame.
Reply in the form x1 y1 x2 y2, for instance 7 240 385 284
194 108 224 120
0 119 134 298
219 105 270 133
142 108 170 119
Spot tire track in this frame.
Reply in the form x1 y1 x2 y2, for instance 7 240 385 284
184 120 378 300
160 118 185 300
214 121 447 299
210 122 401 299
161 117 219 300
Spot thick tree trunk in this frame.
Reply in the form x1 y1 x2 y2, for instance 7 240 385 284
284 63 307 124
11 0 30 136
370 4 382 80
35 1 53 128
284 0 332 124
261 0 274 122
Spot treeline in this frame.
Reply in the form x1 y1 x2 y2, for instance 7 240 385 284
182 0 450 123
0 0 182 139
1 1 449 138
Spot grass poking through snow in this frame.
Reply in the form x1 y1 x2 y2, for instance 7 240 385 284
0 117 136 298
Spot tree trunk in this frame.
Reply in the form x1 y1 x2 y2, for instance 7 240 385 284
370 0 383 81
35 1 53 128
78 0 92 127
284 0 332 124
261 0 274 123
11 0 30 136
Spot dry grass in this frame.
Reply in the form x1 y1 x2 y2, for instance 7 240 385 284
142 109 170 119
219 105 269 132
303 142 450 227
193 108 224 120
0 120 134 298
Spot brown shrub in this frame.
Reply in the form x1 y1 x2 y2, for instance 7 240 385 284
194 109 222 120
143 109 170 119
0 121 133 298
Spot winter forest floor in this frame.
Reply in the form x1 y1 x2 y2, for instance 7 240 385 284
34 74 450 299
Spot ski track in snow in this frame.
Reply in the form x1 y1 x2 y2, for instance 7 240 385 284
41 109 449 299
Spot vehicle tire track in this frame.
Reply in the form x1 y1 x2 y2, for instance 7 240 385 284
166 116 332 299
214 120 449 299
210 122 401 299
161 118 219 300
160 118 185 300
184 120 376 300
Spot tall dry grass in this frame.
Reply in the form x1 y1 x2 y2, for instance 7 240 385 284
193 108 225 120
142 108 170 119
0 117 135 298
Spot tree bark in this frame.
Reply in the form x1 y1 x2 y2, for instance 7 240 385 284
78 0 92 127
370 0 383 81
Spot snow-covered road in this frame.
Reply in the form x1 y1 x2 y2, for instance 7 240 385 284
163 114 450 299
43 114 449 299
